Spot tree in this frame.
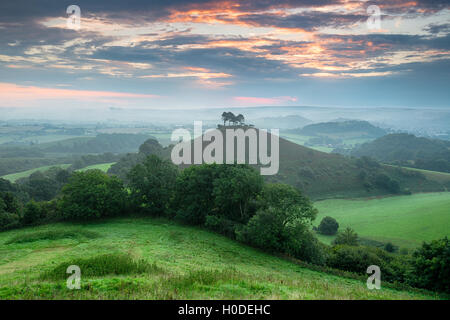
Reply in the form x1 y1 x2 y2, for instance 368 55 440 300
0 192 20 230
237 184 324 264
236 114 245 125
333 227 358 246
318 216 339 235
128 155 178 216
22 200 44 226
409 237 450 293
212 165 263 223
172 164 262 225
60 170 127 220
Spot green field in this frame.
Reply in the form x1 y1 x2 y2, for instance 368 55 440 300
1 164 71 182
0 217 440 300
76 162 116 173
314 192 450 249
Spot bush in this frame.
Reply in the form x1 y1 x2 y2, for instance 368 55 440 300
384 242 397 253
327 245 385 274
333 227 358 246
318 216 339 235
59 170 127 220
409 237 450 293
204 215 240 239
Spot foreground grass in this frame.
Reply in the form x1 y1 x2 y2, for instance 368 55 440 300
314 192 450 249
0 218 442 300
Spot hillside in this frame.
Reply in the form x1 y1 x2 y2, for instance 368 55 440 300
314 192 450 249
0 217 440 299
351 133 450 173
290 120 387 139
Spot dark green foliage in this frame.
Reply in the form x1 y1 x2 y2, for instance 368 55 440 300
237 184 323 264
172 164 262 225
384 242 397 253
409 237 450 293
5 229 99 244
374 173 400 193
60 170 127 220
327 245 384 274
21 201 45 226
318 216 339 235
128 155 178 216
42 253 160 279
0 192 20 231
352 133 450 173
333 227 359 246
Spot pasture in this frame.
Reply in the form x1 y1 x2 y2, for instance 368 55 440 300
314 192 450 249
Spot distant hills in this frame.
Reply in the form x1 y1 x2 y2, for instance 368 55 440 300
252 115 312 129
289 120 387 139
352 133 450 173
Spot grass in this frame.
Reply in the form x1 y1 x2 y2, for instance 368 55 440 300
4 229 100 245
0 217 442 299
76 162 116 173
314 192 450 249
1 164 71 182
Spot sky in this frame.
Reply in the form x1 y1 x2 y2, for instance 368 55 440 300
0 0 449 110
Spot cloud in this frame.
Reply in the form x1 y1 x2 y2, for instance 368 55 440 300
0 82 160 107
233 96 298 105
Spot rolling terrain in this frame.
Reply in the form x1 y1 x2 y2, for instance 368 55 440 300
0 217 441 300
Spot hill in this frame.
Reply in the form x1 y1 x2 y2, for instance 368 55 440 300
109 129 448 199
314 192 450 249
290 120 386 139
0 217 440 299
351 133 450 173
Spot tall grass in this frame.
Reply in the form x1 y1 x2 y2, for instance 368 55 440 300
41 253 161 280
4 229 100 244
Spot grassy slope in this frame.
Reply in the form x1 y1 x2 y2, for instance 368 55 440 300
0 164 71 182
76 162 116 173
0 218 439 300
314 192 450 249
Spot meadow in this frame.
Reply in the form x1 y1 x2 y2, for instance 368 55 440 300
314 192 450 249
0 218 441 300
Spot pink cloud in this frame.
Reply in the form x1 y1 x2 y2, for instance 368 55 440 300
233 96 298 105
0 82 159 107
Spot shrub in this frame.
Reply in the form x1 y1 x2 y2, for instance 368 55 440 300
59 170 127 220
333 227 358 246
384 242 397 253
204 215 241 239
318 216 339 235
